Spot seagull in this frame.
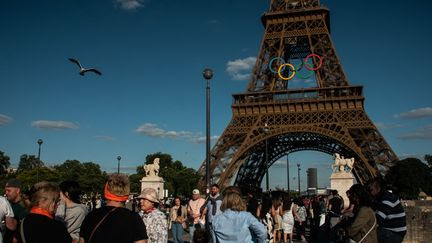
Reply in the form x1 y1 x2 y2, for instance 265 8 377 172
68 58 102 76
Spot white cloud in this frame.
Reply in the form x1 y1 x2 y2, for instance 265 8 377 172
226 57 256 81
375 122 402 130
116 0 147 10
397 124 432 140
395 107 432 119
135 123 219 144
31 120 79 130
94 135 116 142
0 114 13 126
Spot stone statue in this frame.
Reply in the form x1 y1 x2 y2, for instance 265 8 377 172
144 158 160 177
332 153 354 172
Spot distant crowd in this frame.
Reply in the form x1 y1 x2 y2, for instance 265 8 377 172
0 175 406 243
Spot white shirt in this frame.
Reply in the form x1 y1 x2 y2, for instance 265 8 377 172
0 196 14 219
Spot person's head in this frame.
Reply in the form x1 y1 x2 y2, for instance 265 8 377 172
259 195 273 219
173 197 181 207
137 187 159 212
59 180 81 204
210 184 220 196
220 187 246 212
368 177 386 198
347 184 372 209
104 174 130 204
272 196 282 209
192 189 201 200
30 181 60 215
5 178 22 203
332 190 338 196
282 196 292 211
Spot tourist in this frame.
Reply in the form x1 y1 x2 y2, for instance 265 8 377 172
271 196 283 243
210 186 266 242
258 195 274 243
246 190 259 218
368 177 406 243
281 196 301 243
138 187 168 243
202 184 222 227
328 190 344 228
294 198 307 241
187 189 206 239
345 184 377 243
55 180 88 242
20 181 71 243
169 197 187 243
4 178 27 243
79 174 148 243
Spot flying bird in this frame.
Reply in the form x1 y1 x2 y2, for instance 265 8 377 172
68 58 102 76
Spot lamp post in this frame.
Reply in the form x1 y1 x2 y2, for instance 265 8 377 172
117 156 121 174
203 68 213 194
287 154 290 193
259 123 270 191
37 139 43 182
297 163 301 194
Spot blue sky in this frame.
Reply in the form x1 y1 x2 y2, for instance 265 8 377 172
1 0 431 190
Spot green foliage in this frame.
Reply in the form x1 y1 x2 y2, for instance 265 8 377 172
17 167 60 191
55 160 108 194
129 152 200 197
18 154 43 171
385 157 432 199
0 151 11 175
425 154 432 168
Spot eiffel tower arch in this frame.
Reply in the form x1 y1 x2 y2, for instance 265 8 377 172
198 0 398 190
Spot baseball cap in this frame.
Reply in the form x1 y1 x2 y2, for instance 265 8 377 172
192 189 200 195
5 178 22 188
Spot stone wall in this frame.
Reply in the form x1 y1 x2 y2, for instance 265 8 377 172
403 201 432 243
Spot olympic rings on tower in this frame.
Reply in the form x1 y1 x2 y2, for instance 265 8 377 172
268 54 323 80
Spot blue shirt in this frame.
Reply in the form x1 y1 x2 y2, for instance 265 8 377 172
210 209 267 243
206 194 222 223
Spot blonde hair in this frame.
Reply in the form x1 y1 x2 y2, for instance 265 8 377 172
221 186 246 212
107 174 130 196
30 181 60 208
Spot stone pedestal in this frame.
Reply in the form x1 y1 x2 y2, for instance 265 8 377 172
140 176 165 200
330 171 354 209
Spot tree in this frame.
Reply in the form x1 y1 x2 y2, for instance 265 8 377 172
17 154 43 171
55 160 108 195
425 154 432 168
385 157 432 199
0 150 11 175
17 167 60 191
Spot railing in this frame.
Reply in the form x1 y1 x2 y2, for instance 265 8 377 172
232 86 363 106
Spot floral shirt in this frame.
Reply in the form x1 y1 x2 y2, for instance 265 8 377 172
141 209 168 243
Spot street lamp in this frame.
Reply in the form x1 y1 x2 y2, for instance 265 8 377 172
117 156 121 174
297 163 301 193
287 154 290 193
259 123 270 191
37 139 43 182
203 68 213 194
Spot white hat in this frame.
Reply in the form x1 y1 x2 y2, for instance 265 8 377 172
137 188 159 203
192 189 200 195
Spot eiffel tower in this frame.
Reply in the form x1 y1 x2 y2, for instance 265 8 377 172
198 0 398 190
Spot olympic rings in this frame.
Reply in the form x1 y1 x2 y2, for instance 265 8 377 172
278 63 296 80
268 54 323 81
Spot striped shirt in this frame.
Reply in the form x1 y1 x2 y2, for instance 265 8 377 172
374 190 406 234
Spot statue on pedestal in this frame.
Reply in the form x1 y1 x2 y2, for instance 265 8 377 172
144 158 160 177
332 153 355 173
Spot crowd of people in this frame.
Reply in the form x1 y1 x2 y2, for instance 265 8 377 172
0 175 406 243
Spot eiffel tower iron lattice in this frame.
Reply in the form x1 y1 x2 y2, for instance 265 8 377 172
198 0 398 191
